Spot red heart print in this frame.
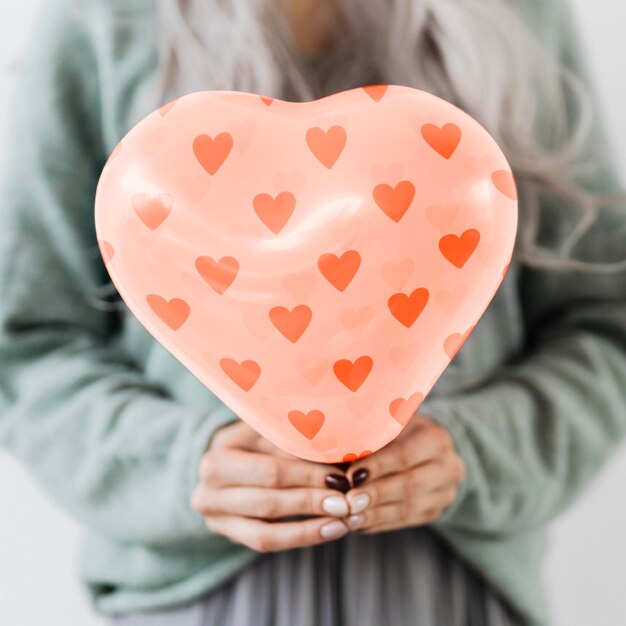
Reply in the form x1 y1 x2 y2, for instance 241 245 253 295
269 305 312 343
195 256 239 294
306 126 347 169
220 358 261 391
146 295 190 330
158 99 178 117
444 326 475 359
491 170 518 200
373 181 415 222
421 123 462 159
253 191 296 234
388 288 430 328
363 84 389 102
439 229 481 268
333 356 374 392
288 409 325 440
193 132 233 175
132 192 173 230
389 391 425 426
318 250 361 292
342 450 373 462
98 240 114 264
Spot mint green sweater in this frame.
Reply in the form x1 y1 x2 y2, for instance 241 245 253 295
1 1 625 625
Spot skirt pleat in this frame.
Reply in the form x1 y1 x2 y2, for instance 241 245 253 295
113 527 525 626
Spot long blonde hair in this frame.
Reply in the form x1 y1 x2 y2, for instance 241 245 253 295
128 0 625 271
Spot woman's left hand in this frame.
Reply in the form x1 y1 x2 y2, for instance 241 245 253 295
342 413 466 534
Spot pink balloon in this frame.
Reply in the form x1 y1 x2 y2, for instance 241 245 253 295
95 85 517 463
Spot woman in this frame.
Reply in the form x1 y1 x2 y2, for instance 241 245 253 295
1 0 625 625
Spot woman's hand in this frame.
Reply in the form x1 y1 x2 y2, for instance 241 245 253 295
343 414 466 533
191 420 350 552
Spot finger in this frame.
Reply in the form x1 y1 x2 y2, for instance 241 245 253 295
349 486 457 533
199 449 335 489
346 417 454 482
192 486 349 519
252 436 305 460
211 420 259 450
346 459 458 514
212 421 302 460
211 421 340 465
205 515 349 552
357 505 443 534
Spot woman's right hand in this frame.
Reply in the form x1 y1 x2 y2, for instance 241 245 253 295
191 420 350 552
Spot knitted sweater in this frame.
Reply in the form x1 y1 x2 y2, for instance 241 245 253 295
0 1 625 624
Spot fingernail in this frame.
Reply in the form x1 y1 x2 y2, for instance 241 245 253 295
320 520 348 540
325 473 350 493
348 492 370 515
346 514 365 529
352 468 369 487
322 495 349 517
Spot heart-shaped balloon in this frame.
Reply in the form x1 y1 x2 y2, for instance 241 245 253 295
95 85 517 463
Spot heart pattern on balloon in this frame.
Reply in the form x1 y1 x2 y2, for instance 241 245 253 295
95 84 517 463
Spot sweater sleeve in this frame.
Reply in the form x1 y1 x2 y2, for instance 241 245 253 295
0 1 237 546
423 0 626 533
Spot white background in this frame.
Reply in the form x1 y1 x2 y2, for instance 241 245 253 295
0 2 625 625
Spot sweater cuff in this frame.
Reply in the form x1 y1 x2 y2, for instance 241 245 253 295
417 396 477 526
183 404 240 529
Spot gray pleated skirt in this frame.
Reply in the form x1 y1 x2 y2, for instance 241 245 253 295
112 527 525 626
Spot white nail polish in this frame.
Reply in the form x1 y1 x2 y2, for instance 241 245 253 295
320 520 348 540
322 495 349 517
348 493 370 515
347 514 365 529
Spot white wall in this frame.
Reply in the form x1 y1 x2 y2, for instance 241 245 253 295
544 1 626 624
0 6 104 626
0 2 625 625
